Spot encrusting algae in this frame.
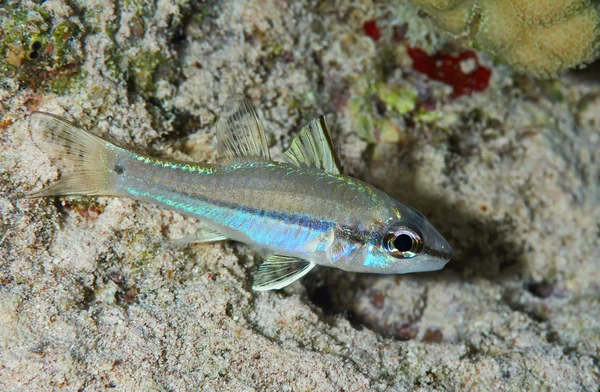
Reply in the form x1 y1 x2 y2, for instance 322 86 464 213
0 3 84 92
404 0 600 77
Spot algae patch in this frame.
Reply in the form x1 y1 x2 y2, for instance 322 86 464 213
348 75 424 144
0 3 84 93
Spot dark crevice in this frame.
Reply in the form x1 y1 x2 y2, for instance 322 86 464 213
306 282 335 316
526 281 554 299
567 56 600 81
78 283 96 311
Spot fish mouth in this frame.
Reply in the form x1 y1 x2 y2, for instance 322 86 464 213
420 220 453 265
414 235 453 272
427 246 453 264
433 237 453 262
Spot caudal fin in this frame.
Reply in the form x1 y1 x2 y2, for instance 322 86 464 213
26 112 123 198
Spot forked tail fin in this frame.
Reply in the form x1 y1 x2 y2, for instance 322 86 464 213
26 112 124 198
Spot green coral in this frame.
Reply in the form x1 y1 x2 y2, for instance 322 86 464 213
0 3 83 92
347 75 422 143
100 3 183 102
376 82 418 115
129 50 171 99
47 71 87 95
51 21 79 59
414 107 442 123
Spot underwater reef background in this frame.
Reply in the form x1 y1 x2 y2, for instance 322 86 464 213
0 0 599 390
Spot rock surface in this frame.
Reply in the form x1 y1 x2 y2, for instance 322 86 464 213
1 0 599 390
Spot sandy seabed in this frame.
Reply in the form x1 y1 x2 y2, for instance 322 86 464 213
0 1 598 390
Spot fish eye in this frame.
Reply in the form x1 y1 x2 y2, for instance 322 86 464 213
384 227 424 259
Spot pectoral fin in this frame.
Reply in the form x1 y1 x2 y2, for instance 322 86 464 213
284 116 341 174
253 255 316 291
215 94 271 160
164 226 229 249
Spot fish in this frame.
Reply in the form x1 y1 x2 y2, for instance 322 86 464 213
26 94 453 291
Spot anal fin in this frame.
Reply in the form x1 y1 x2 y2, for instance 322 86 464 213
165 226 229 250
253 255 316 291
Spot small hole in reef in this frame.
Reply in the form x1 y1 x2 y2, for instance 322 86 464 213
307 284 334 315
31 41 42 51
29 51 39 60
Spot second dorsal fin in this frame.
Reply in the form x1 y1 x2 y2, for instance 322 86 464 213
284 116 341 174
215 94 271 160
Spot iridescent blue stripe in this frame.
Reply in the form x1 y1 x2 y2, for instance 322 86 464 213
124 182 334 253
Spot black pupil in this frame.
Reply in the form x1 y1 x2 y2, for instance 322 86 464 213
394 234 413 252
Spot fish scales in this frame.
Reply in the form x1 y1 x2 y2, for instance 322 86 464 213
117 153 386 261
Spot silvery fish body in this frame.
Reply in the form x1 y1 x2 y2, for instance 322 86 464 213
27 95 452 290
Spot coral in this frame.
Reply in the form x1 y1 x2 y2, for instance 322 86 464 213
405 0 600 77
407 47 491 97
363 20 382 41
348 75 420 144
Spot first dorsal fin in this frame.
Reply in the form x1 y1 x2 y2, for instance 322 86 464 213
284 116 341 174
215 94 270 160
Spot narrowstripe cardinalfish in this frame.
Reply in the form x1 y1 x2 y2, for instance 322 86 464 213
26 95 452 291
